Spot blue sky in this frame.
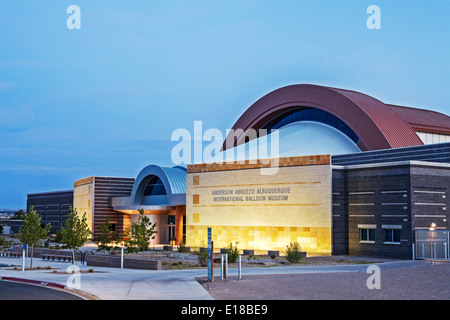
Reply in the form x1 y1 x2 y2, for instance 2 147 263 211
0 0 449 208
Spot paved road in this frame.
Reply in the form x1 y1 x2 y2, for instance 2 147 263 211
0 280 83 300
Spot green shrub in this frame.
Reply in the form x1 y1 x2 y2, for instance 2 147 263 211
286 242 303 263
222 242 239 263
197 248 208 266
177 240 187 253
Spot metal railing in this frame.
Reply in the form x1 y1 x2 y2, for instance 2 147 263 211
75 250 95 265
415 230 450 261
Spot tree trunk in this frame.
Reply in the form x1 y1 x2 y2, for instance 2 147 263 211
72 249 76 265
30 244 34 269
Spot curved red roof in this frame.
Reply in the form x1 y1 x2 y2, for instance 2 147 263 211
223 84 450 152
387 104 450 135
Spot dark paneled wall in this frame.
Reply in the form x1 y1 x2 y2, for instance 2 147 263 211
332 162 449 260
332 169 348 255
27 190 74 234
410 165 450 231
93 177 134 238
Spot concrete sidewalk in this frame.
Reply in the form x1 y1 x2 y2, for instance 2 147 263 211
0 256 213 300
0 256 430 300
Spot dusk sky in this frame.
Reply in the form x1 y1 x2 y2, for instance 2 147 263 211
1 0 449 209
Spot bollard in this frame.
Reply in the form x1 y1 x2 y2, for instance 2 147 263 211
220 255 224 280
121 247 124 270
225 253 228 279
238 255 242 280
22 249 25 274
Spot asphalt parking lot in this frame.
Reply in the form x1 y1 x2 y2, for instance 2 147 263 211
199 261 450 300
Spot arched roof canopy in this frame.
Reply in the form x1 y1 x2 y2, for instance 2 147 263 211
130 165 186 206
223 84 424 152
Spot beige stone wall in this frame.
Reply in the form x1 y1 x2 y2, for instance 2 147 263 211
73 177 94 232
186 155 332 255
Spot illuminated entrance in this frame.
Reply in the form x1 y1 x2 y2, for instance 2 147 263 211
111 165 187 245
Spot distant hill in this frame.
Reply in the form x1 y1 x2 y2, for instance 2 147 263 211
0 209 24 213
0 209 25 219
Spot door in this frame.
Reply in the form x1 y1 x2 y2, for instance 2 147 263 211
168 225 176 244
168 215 176 244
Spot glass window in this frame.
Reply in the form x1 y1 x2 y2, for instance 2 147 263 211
143 176 167 196
385 229 393 242
384 229 401 244
360 228 375 242
360 229 368 241
394 229 400 242
369 229 375 241
264 107 360 144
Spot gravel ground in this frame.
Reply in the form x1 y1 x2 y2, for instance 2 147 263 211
198 261 450 300
125 251 387 270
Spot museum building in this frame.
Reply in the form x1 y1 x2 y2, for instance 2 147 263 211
26 84 450 259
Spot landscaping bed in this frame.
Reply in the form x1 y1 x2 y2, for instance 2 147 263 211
120 251 385 270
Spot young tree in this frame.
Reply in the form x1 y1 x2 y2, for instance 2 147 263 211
125 209 157 252
95 217 121 252
17 206 51 269
60 207 92 264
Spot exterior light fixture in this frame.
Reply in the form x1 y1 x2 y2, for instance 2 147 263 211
429 222 437 231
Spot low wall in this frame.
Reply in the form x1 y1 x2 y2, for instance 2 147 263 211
12 246 74 259
86 254 161 270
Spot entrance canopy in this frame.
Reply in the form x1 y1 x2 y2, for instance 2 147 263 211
112 165 186 214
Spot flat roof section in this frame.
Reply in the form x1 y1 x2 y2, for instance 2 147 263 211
27 190 74 198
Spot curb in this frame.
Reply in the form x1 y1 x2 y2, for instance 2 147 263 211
1 276 66 289
0 276 101 300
